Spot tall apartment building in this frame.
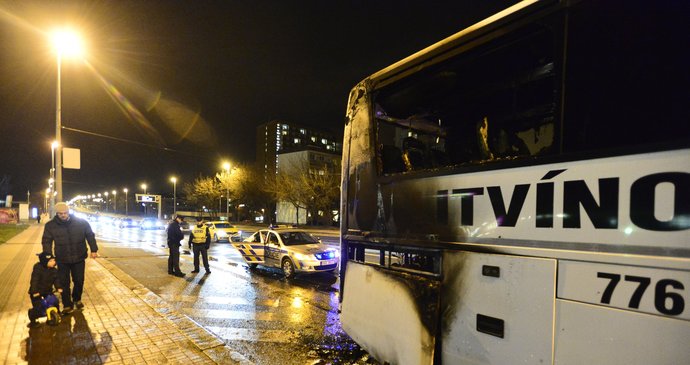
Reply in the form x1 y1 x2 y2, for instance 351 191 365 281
256 120 342 178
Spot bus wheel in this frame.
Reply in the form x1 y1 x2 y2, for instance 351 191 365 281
282 259 295 279
249 263 258 269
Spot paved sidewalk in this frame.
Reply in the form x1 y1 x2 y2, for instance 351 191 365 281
0 224 242 364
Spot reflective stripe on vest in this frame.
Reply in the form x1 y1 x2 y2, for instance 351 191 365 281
191 226 207 244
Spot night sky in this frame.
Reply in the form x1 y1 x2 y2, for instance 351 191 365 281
0 1 518 201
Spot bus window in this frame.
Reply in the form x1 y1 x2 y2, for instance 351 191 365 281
375 21 558 175
563 1 690 153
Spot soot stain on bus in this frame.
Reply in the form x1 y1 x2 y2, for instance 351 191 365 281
370 263 442 357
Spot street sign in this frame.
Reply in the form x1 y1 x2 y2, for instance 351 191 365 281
135 194 160 203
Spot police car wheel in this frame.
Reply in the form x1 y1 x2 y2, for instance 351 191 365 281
213 234 218 242
282 259 295 279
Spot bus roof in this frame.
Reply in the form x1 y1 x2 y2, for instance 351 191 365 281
366 0 546 87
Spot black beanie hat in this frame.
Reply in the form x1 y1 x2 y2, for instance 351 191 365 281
38 252 55 267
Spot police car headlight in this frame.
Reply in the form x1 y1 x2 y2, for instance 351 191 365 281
217 231 227 237
293 252 314 261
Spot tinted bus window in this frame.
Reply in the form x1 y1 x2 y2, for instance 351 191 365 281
564 1 690 153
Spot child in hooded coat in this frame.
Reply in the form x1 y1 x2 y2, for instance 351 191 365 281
27 252 63 327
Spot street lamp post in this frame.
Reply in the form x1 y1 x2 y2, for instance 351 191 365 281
141 183 147 216
112 190 117 213
104 191 109 212
51 29 83 204
49 141 58 216
123 188 129 216
45 188 50 213
223 162 230 220
170 177 177 215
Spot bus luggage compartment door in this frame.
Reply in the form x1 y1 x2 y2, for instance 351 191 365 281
442 251 556 364
341 261 441 365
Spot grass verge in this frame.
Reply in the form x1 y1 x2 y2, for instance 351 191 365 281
0 224 29 243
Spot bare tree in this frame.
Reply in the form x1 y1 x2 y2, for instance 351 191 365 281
264 168 308 224
301 166 340 225
237 165 274 223
264 157 340 225
183 175 221 212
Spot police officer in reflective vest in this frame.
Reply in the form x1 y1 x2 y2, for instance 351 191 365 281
188 217 211 274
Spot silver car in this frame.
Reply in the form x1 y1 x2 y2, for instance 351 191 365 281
234 229 339 278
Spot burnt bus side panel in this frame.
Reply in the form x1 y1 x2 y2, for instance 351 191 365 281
340 81 378 295
343 82 378 233
340 262 440 365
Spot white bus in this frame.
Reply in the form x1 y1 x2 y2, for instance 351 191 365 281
338 1 690 364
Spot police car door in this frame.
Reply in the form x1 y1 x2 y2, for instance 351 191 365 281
232 231 265 265
264 231 282 268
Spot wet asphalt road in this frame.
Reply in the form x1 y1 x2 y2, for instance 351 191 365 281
90 222 376 365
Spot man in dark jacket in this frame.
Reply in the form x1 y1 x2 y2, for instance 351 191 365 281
167 215 186 277
28 252 62 327
42 202 98 314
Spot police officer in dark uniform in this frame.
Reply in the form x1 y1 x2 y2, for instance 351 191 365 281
166 215 185 277
188 217 211 274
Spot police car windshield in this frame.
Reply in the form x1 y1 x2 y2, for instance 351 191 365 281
279 231 320 246
214 223 233 228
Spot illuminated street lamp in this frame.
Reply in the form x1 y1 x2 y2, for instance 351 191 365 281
170 177 177 215
51 29 84 204
112 190 117 213
104 191 109 212
123 188 129 216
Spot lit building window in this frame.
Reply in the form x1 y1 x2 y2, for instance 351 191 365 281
318 170 325 175
282 124 289 130
282 130 288 135
321 138 328 144
326 145 332 150
311 136 317 142
300 128 306 134
294 138 301 144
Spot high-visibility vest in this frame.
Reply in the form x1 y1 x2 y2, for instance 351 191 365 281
191 226 208 244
